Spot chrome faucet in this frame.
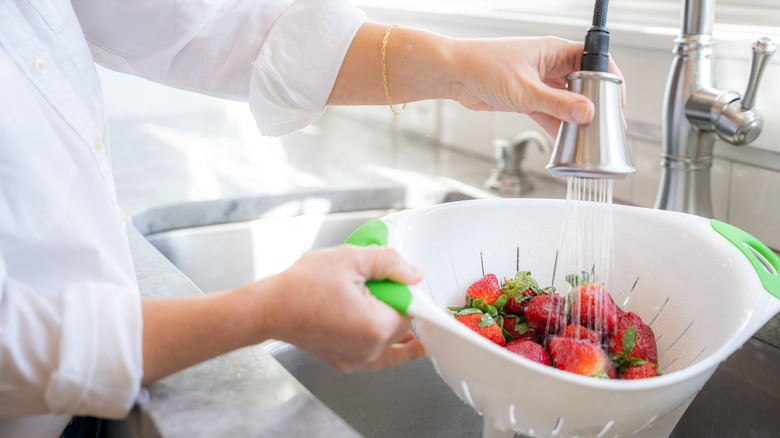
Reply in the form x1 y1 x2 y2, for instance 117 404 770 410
486 131 550 196
655 0 775 217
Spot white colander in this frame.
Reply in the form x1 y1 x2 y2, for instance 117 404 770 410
345 198 780 438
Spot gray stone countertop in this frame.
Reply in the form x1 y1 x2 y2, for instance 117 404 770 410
110 109 779 437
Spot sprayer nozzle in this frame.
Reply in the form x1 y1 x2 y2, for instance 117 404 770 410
546 71 634 180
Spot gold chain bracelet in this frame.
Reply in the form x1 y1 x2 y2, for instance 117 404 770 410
382 24 406 115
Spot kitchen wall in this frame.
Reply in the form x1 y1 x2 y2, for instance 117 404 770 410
338 2 780 253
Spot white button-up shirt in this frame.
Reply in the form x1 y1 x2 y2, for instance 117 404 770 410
0 0 365 435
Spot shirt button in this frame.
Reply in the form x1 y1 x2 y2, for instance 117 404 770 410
93 137 103 151
32 57 48 74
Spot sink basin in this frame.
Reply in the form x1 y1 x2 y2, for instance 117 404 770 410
136 184 490 293
134 184 487 437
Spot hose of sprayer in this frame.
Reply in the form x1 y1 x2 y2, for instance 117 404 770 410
592 0 608 28
581 0 611 72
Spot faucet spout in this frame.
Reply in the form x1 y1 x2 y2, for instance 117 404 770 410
682 0 714 35
546 0 635 180
655 0 774 217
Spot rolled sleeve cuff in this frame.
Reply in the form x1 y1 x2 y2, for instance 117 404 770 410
44 282 142 419
249 0 367 136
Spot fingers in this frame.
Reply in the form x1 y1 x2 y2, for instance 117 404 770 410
340 330 427 372
603 53 627 108
367 336 426 370
525 82 595 126
355 245 423 286
528 112 561 138
527 37 624 126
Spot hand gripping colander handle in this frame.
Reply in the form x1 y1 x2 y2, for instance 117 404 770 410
345 218 413 315
711 219 780 300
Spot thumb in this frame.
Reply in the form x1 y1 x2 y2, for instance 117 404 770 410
525 83 594 125
360 246 423 286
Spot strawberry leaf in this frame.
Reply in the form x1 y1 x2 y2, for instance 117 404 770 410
493 293 509 310
501 328 515 344
565 268 599 288
454 308 483 317
513 318 530 335
622 326 638 357
503 271 543 296
478 313 496 328
565 274 581 288
629 357 650 368
483 304 498 317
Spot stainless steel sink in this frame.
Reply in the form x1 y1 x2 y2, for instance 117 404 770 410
135 184 487 294
134 184 487 437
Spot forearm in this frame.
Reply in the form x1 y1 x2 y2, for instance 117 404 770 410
328 23 457 105
140 280 279 385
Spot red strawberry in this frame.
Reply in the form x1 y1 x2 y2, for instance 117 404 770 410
466 274 502 305
549 337 609 377
502 316 541 342
501 271 540 315
561 324 602 344
622 363 659 380
525 293 568 335
608 312 658 365
503 289 536 315
605 361 619 379
570 284 619 334
456 313 506 347
506 340 552 366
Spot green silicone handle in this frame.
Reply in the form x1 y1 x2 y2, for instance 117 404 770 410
711 219 780 300
345 218 413 315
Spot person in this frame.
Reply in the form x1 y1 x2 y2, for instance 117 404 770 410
0 0 623 436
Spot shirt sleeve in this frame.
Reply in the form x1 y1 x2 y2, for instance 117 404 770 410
72 0 367 136
248 0 367 136
0 258 143 419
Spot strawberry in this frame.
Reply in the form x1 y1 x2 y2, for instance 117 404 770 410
608 312 658 365
506 340 552 366
502 315 541 342
501 271 540 315
622 363 660 380
466 273 502 305
561 324 602 344
503 290 536 315
549 337 609 378
456 312 506 347
524 293 568 336
570 284 619 334
605 361 619 379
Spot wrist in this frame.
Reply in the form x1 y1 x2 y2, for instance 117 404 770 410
443 37 476 103
437 35 460 101
381 25 459 102
236 272 288 344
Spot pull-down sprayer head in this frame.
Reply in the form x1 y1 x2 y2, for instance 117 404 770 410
546 0 635 180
